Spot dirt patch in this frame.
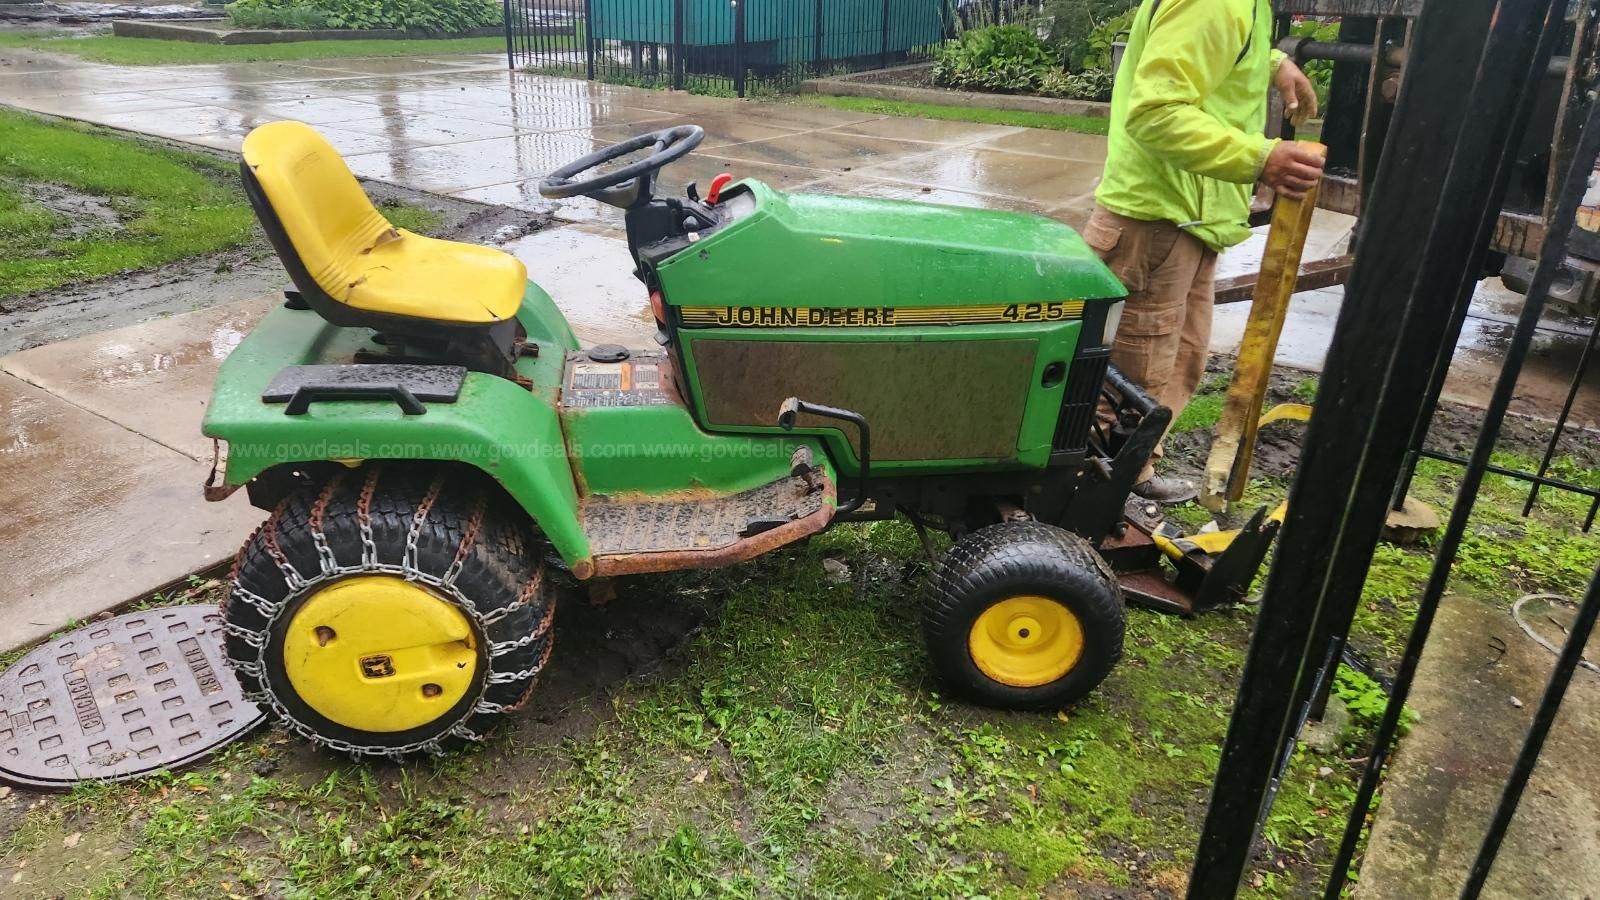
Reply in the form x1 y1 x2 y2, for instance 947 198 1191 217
817 720 942 836
13 180 122 237
1162 357 1599 490
844 64 939 90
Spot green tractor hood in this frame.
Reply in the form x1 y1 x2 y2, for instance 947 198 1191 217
655 180 1126 311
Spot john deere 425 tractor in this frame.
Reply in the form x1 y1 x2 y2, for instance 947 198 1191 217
206 122 1272 757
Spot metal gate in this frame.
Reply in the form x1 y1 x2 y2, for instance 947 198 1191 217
502 0 957 97
1187 0 1600 896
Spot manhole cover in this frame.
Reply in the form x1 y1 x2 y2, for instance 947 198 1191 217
0 605 266 789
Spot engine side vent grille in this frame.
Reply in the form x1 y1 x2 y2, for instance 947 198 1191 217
1053 348 1110 453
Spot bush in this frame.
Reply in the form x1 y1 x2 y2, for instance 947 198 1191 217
932 23 1115 100
1044 0 1137 71
225 0 502 32
932 24 1055 93
225 3 330 28
1038 66 1114 101
1079 6 1136 72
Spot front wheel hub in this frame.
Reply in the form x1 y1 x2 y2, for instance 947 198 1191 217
967 595 1085 688
282 576 478 732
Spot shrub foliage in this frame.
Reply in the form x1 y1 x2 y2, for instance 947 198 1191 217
226 0 502 32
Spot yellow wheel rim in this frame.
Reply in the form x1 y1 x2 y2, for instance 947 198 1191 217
967 595 1084 688
282 576 478 733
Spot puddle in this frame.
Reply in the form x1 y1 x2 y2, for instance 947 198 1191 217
500 225 658 347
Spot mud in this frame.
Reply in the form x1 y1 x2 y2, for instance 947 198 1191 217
0 568 723 852
14 180 122 237
0 171 550 354
1163 357 1600 501
843 64 939 90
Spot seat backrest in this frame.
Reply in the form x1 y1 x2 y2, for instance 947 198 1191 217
241 121 394 306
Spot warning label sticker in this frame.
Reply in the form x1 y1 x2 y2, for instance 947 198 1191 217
563 355 675 408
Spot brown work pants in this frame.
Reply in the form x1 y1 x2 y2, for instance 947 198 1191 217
1082 205 1218 483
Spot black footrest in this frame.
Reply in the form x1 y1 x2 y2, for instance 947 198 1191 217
262 364 467 416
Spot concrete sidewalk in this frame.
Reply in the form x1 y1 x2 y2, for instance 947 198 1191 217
0 297 274 650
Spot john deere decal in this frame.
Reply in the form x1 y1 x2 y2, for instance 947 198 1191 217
678 301 1086 328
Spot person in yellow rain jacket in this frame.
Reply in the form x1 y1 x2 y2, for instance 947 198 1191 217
1087 0 1325 504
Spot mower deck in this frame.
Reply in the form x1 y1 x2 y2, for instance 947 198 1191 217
582 474 835 577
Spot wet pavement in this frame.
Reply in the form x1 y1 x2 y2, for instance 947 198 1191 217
0 49 1103 221
0 324 266 651
1357 594 1600 898
1214 214 1600 426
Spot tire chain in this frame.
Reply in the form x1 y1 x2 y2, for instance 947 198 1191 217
225 466 552 759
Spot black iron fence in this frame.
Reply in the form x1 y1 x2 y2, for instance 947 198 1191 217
1189 0 1600 896
502 0 1018 96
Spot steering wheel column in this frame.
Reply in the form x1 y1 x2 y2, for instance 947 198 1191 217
539 125 705 210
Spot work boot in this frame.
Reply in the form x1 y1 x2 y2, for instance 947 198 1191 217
1132 474 1198 505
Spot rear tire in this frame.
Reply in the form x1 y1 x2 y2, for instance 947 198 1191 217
223 463 554 757
923 521 1124 710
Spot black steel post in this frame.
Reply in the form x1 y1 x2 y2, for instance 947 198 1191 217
583 0 596 81
880 0 891 69
814 0 824 74
1185 0 1566 895
502 0 514 69
1462 566 1600 897
1326 84 1600 900
672 0 685 89
1299 0 1568 735
733 0 746 98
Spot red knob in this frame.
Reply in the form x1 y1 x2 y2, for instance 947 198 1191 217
707 173 734 205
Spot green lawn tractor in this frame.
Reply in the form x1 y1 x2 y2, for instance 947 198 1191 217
205 121 1274 758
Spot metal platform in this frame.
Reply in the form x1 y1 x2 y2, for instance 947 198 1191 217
581 473 835 577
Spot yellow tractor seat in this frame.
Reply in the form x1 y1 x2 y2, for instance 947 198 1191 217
241 121 526 377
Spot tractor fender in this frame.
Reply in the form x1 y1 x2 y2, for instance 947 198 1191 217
209 370 591 570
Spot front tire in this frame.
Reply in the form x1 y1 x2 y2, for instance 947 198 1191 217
923 522 1124 710
223 464 554 757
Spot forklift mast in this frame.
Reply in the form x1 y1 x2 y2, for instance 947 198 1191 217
1277 0 1600 315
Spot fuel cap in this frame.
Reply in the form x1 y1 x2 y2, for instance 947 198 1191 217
587 344 630 363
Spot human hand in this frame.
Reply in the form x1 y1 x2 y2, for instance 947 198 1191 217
1275 58 1319 127
1261 141 1326 200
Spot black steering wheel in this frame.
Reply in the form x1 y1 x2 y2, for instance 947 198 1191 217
538 125 704 209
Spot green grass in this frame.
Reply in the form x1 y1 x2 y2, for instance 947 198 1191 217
0 31 505 66
0 109 257 299
0 109 447 300
803 94 1111 135
0 519 1371 899
1171 372 1231 433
